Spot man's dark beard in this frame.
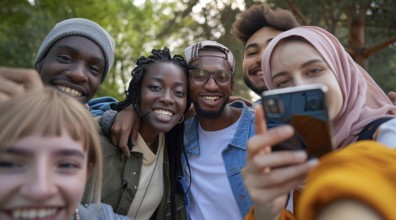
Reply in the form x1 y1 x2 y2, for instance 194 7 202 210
193 97 229 119
243 75 266 95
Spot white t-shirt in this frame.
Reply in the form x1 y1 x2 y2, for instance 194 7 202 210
127 133 164 220
376 118 396 148
188 118 243 220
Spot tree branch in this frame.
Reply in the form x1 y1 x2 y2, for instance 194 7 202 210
364 36 396 57
285 0 309 25
156 0 200 38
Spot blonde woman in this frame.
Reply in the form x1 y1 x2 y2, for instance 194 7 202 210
0 87 130 220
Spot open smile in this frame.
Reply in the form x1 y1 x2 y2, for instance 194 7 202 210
202 95 220 102
4 207 61 220
153 109 174 119
55 85 83 97
199 95 223 108
249 67 264 77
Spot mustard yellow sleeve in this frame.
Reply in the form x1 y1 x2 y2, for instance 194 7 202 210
279 209 296 220
244 208 296 220
244 208 254 220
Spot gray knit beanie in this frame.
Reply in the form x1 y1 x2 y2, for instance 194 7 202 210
34 18 115 82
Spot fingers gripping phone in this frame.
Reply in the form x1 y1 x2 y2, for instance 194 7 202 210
261 84 334 158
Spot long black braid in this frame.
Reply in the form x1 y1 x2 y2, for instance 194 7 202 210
115 48 191 220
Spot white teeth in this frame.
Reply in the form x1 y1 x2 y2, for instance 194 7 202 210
12 208 57 219
154 109 173 117
250 70 263 76
252 71 263 76
204 96 219 101
56 85 83 97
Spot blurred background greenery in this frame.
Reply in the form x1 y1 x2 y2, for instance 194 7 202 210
1 0 395 101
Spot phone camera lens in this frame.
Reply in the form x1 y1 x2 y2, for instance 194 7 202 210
306 98 322 111
268 98 282 114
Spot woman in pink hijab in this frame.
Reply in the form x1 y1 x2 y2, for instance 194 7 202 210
262 26 396 149
242 26 396 220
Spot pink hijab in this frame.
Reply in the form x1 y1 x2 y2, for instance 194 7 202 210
262 26 396 149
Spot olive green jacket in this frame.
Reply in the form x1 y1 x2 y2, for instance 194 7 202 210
83 129 187 220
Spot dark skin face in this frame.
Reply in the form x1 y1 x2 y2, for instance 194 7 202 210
138 62 188 149
38 36 105 103
189 50 234 119
188 50 242 131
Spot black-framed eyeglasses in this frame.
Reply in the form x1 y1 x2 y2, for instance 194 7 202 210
189 68 233 86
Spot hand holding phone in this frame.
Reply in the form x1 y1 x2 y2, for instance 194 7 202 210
262 84 334 158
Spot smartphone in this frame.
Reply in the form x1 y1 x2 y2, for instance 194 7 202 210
261 84 334 158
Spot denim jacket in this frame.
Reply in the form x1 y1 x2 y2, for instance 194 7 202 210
181 101 255 218
87 96 117 116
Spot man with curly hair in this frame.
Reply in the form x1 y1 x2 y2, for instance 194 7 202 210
231 3 299 95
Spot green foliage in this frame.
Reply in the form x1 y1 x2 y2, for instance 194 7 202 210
1 0 395 101
0 1 50 67
266 0 396 92
370 46 396 93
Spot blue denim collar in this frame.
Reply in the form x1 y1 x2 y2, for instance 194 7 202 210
184 101 254 155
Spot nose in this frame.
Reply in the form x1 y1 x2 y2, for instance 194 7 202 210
160 89 174 105
292 74 308 87
21 163 57 201
203 75 219 90
67 62 88 83
256 49 265 65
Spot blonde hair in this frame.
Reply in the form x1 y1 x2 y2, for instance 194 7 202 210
0 87 102 203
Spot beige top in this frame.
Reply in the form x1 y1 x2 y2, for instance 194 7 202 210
127 132 165 220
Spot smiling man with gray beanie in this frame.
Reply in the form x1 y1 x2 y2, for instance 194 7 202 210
34 18 115 82
33 17 115 103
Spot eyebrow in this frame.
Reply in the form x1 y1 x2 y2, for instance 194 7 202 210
244 38 275 51
245 43 259 51
2 147 85 159
271 59 323 80
271 72 288 81
301 59 323 68
150 77 186 87
54 45 80 55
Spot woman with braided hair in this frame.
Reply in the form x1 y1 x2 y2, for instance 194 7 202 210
82 48 190 220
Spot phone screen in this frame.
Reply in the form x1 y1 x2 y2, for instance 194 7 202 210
262 84 334 158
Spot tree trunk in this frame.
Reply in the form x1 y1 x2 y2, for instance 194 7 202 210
345 3 372 70
348 19 368 69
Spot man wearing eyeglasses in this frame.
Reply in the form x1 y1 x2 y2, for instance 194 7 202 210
182 40 255 220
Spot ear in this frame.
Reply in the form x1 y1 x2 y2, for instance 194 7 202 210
231 77 235 91
36 60 43 73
